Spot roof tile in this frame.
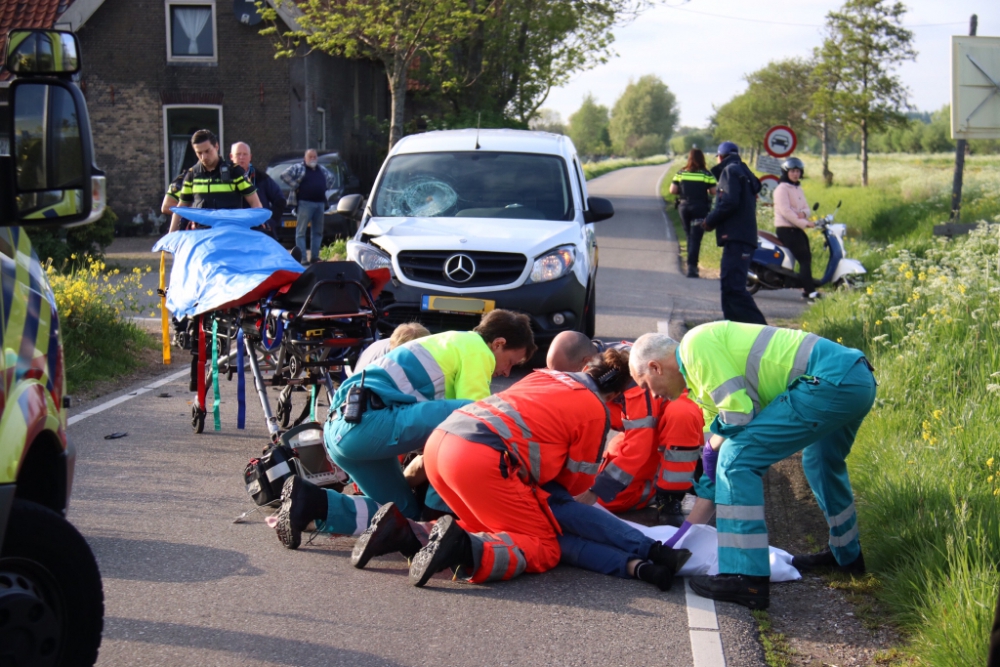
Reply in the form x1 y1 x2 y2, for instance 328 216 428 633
0 0 76 81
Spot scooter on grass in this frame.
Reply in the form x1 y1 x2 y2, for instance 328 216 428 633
748 201 866 295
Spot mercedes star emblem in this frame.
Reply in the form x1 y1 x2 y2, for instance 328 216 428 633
444 253 476 283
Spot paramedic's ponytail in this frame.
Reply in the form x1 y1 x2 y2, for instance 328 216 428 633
586 348 630 396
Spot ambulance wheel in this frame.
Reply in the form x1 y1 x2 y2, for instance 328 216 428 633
747 278 761 295
192 405 206 433
0 499 104 667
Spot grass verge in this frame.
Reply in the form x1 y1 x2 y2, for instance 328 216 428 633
801 223 1000 665
47 258 157 394
751 610 794 667
583 154 668 180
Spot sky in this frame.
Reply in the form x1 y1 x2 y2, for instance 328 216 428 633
544 0 999 129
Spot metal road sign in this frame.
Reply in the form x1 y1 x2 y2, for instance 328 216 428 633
758 175 780 204
764 125 797 158
756 154 783 176
952 36 1000 140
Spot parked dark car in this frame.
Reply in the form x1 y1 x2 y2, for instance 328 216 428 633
265 151 365 247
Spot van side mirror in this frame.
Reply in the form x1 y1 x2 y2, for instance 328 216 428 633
583 196 614 223
5 30 80 75
5 78 105 228
337 194 363 217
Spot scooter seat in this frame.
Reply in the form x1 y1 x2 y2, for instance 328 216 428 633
759 230 783 246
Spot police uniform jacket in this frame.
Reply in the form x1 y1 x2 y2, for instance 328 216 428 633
704 155 762 247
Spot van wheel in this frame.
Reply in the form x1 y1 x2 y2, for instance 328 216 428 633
0 499 104 667
583 283 596 338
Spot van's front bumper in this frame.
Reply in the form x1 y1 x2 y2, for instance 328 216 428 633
374 274 587 345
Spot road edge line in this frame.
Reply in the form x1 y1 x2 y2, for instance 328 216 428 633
68 368 190 426
686 579 727 666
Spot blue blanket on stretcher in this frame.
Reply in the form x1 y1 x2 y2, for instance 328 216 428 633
153 208 303 318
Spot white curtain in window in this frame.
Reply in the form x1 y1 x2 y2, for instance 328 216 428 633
170 138 188 179
175 7 211 55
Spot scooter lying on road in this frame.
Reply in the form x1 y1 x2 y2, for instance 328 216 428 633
748 201 866 295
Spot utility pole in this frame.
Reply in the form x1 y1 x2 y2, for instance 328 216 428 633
950 14 978 222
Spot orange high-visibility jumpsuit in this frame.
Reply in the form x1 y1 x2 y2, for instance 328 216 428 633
424 369 611 584
596 387 705 512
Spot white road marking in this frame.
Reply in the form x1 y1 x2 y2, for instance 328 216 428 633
68 369 189 426
686 579 726 666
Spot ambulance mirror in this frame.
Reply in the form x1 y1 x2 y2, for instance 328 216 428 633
7 79 104 228
6 30 80 75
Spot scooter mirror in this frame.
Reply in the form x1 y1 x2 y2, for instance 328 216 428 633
812 202 820 211
836 200 842 209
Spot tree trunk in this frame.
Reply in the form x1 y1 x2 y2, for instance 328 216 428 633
860 118 868 186
388 52 408 150
821 117 833 187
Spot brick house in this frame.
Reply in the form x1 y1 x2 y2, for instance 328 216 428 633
48 0 390 224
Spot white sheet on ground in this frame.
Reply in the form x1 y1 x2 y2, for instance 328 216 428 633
593 505 801 582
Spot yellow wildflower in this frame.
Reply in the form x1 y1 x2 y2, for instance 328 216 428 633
837 337 843 344
995 488 1000 496
905 271 913 280
932 409 943 421
898 263 908 273
866 286 874 295
875 320 882 326
146 289 154 297
988 457 995 468
958 284 966 295
989 476 995 483
918 272 926 281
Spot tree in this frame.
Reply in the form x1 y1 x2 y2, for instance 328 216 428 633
260 0 489 149
816 0 916 185
567 94 611 157
669 126 713 155
426 1 655 125
608 75 678 158
529 109 565 134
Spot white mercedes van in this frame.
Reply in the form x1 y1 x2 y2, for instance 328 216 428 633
343 129 614 346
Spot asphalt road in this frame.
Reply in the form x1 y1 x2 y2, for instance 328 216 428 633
66 163 809 666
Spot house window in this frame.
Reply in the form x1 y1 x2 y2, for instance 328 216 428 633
166 0 217 63
163 105 223 189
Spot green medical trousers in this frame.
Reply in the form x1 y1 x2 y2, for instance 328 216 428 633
318 399 470 535
715 358 876 577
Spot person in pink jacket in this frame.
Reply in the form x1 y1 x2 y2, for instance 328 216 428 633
772 157 818 300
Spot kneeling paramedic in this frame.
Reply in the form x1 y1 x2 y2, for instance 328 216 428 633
629 324 876 609
349 351 641 587
274 310 535 549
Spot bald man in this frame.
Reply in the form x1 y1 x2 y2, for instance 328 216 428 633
546 331 600 372
230 141 285 236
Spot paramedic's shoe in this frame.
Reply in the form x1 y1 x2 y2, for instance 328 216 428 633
276 476 327 550
792 547 866 575
646 542 693 574
409 515 473 588
352 502 422 569
689 574 770 610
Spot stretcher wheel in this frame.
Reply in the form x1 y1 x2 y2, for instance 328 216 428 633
277 393 292 428
192 404 206 434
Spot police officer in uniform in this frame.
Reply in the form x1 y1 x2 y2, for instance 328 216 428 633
168 129 261 233
669 148 717 278
701 141 767 325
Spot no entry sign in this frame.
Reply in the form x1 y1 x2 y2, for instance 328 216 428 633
764 126 797 158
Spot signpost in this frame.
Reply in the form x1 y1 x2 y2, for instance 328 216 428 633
764 125 797 159
756 154 783 176
758 175 780 204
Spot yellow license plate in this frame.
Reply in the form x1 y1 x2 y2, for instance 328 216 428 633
421 295 495 314
283 219 297 228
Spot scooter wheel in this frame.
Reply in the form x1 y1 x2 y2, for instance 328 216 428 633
747 278 761 295
836 275 858 290
192 404 206 434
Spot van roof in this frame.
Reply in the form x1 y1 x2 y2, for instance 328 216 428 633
391 129 577 161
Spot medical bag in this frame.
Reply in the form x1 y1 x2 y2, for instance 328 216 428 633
243 422 349 506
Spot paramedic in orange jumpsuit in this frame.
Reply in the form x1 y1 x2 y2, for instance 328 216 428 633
408 350 633 586
598 383 705 516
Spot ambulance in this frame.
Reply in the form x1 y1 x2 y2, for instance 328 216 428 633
0 29 107 665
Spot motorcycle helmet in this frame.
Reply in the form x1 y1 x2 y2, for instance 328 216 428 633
781 157 805 176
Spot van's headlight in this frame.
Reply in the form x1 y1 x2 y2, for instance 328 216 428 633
527 246 576 284
347 241 392 271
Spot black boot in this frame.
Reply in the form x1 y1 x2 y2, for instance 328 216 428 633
275 476 328 550
635 561 676 591
646 542 693 573
792 546 865 574
655 491 686 527
689 574 770 610
686 265 699 278
351 502 422 569
409 515 473 588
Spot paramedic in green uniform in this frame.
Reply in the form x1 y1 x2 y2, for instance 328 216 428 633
275 309 536 549
629 323 876 609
